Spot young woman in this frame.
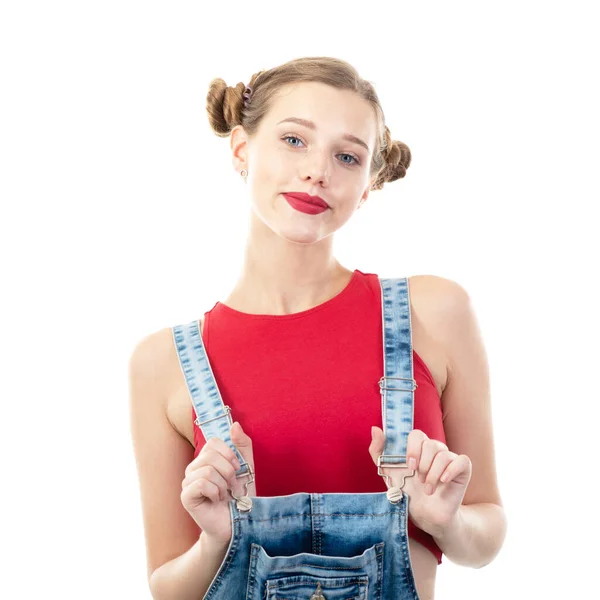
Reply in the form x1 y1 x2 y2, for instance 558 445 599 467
129 56 507 600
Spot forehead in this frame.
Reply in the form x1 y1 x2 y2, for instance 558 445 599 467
265 82 377 150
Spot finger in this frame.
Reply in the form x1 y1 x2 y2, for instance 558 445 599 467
209 436 244 468
230 423 258 494
182 476 221 504
183 455 237 494
201 464 235 500
414 437 447 483
424 450 457 494
406 429 428 474
189 464 234 499
231 421 249 441
188 438 241 477
372 427 423 468
231 423 253 458
440 454 472 485
368 426 386 464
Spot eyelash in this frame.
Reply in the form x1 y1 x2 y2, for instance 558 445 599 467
281 134 361 166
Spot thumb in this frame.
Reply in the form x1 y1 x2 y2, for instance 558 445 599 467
369 426 385 462
230 422 256 495
231 421 251 445
371 425 384 442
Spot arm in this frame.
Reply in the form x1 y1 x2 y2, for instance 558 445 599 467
150 533 230 600
420 276 508 567
433 502 507 568
128 328 229 600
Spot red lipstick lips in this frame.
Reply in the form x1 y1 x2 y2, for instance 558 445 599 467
282 192 329 215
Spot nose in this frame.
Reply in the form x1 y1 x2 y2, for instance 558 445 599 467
299 147 330 185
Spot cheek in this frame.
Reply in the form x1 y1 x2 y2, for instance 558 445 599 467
271 145 293 166
330 205 360 230
254 150 290 187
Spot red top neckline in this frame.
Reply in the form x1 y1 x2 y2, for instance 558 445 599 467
212 269 360 321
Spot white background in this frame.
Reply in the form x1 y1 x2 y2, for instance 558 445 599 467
1 1 598 598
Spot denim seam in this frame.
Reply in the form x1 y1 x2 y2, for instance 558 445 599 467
375 542 384 600
256 550 382 572
271 577 368 587
267 559 375 571
204 516 241 599
236 510 399 524
398 505 420 600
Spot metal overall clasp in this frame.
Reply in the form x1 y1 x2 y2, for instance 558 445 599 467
377 454 415 503
230 462 255 512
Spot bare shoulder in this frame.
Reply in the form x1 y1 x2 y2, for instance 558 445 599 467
408 275 471 339
128 326 179 398
129 324 198 442
128 326 184 425
408 274 469 312
406 275 471 399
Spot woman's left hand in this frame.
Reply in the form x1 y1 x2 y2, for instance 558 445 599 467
369 427 472 539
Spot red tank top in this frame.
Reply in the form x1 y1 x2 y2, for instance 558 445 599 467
192 269 445 565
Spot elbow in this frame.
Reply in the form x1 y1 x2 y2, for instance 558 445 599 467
476 508 508 569
148 566 167 600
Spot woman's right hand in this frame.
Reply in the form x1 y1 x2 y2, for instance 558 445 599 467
181 421 256 543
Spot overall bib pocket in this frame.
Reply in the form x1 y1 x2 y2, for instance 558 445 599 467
245 541 384 600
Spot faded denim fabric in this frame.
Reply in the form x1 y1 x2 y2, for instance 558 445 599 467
172 277 421 599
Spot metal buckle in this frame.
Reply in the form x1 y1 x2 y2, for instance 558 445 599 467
377 454 410 474
234 461 255 484
378 376 417 392
194 405 233 427
230 462 255 512
377 454 415 491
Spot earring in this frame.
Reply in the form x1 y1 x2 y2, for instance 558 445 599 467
240 169 248 178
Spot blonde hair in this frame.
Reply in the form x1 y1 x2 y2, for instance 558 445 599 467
206 56 411 191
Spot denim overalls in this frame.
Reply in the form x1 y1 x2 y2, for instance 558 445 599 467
172 277 422 600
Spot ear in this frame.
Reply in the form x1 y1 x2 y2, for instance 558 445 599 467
231 125 249 173
358 182 373 209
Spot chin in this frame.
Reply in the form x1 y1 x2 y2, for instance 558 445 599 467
273 223 328 245
253 205 332 244
277 230 322 245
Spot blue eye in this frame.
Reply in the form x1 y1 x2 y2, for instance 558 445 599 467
282 135 360 166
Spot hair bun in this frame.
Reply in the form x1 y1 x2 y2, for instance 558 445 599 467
387 141 412 179
371 129 412 190
206 78 247 137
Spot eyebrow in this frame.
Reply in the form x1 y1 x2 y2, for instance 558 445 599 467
276 117 370 153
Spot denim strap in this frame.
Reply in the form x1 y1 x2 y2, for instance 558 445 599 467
378 277 416 467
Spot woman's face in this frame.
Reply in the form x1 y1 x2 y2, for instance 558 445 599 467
231 81 378 245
